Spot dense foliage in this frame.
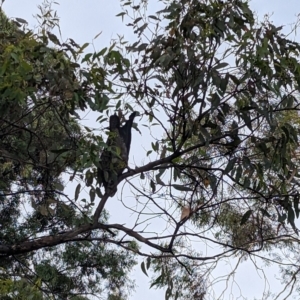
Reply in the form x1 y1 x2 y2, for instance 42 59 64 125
0 6 135 300
3 0 300 299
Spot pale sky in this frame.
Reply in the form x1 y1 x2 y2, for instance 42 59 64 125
3 1 300 299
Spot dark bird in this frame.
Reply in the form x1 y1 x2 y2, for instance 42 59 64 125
98 111 137 195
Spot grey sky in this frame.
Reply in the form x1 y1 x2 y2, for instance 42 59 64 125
3 1 300 299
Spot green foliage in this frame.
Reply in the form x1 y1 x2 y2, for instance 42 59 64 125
5 0 300 299
113 0 300 298
0 5 136 300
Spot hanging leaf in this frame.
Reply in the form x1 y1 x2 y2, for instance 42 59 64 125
224 157 237 174
240 209 253 225
293 195 299 218
259 208 271 218
288 206 295 223
172 184 193 192
89 189 95 202
213 62 229 70
75 183 81 201
141 261 148 277
150 180 156 193
47 32 61 45
15 17 28 24
54 182 64 191
150 275 162 289
146 257 151 269
278 213 287 223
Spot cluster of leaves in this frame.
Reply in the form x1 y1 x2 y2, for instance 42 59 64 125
4 0 300 299
110 0 300 298
0 5 136 300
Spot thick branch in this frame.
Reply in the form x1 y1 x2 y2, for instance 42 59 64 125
0 221 170 256
0 224 94 256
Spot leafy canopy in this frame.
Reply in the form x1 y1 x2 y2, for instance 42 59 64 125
3 0 300 299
